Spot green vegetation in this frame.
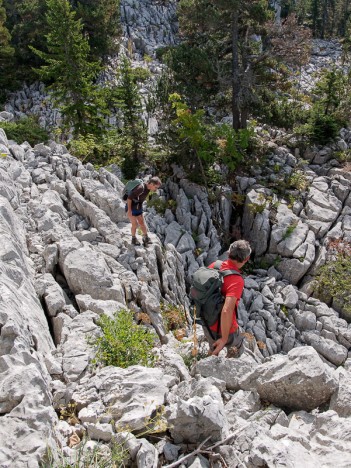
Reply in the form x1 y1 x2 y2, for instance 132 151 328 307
0 0 14 101
110 57 149 178
41 437 129 468
147 195 177 215
282 220 299 240
169 93 252 186
287 171 309 191
0 117 49 145
90 309 157 368
316 253 351 321
160 303 186 334
3 0 48 84
68 130 125 167
74 0 121 60
31 0 107 138
181 343 209 370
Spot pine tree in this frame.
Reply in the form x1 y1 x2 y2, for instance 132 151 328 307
72 0 121 60
3 0 48 80
174 0 312 130
176 0 272 129
112 56 148 177
31 0 107 137
0 0 14 99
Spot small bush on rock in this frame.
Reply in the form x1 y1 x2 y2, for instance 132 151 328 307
0 117 49 145
91 309 156 368
160 303 187 339
316 253 351 322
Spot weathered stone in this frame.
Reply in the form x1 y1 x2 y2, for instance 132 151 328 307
239 347 338 410
302 332 348 366
194 355 259 391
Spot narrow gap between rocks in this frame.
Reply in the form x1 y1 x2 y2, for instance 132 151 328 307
39 296 56 343
54 264 79 311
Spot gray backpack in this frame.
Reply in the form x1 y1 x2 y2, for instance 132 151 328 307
122 178 143 201
190 260 241 328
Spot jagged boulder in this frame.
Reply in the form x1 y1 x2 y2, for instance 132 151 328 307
194 355 259 391
239 347 338 410
167 394 229 444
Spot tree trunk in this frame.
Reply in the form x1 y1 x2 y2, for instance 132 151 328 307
231 8 241 130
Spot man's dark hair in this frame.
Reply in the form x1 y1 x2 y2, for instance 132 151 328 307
228 240 251 262
149 176 161 186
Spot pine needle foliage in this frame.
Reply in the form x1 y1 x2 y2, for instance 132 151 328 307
30 0 108 137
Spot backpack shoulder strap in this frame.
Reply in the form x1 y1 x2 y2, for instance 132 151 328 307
131 181 144 199
221 269 242 278
213 260 241 278
213 260 222 270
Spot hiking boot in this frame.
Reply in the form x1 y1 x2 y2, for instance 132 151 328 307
142 235 152 246
132 236 141 246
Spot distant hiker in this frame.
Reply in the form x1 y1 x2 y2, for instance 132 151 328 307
199 240 251 357
123 176 161 246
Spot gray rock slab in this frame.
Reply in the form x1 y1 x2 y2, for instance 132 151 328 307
167 394 229 444
239 346 337 410
194 355 259 391
302 331 348 366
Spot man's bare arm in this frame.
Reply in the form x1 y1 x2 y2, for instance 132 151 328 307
211 296 237 356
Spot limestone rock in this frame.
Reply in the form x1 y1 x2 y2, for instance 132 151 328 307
239 347 338 410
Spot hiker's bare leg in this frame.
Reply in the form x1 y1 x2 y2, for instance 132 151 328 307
130 216 138 237
135 214 148 236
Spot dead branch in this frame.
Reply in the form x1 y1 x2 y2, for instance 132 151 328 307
164 424 250 468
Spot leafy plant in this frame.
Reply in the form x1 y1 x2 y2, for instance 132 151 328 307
68 129 125 167
248 202 266 215
335 149 351 163
287 170 309 191
316 253 351 321
181 343 209 370
90 309 157 368
169 93 251 186
0 117 49 145
147 195 176 215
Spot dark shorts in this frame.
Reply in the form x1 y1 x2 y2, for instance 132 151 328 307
203 327 236 349
125 205 143 216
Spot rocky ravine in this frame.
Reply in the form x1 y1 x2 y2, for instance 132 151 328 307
0 123 351 467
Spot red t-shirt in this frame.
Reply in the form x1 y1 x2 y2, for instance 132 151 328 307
208 259 244 334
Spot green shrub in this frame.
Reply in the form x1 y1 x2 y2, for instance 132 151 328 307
309 113 341 145
287 170 308 191
0 117 49 146
69 130 132 168
256 92 309 130
296 113 341 146
316 254 351 322
147 195 177 215
90 309 157 368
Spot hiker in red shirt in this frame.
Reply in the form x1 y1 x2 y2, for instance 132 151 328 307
204 240 251 358
125 176 161 246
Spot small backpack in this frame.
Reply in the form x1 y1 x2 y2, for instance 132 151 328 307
122 178 144 201
190 260 241 328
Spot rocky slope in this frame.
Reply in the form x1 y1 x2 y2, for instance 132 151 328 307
1 0 351 466
0 121 351 467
